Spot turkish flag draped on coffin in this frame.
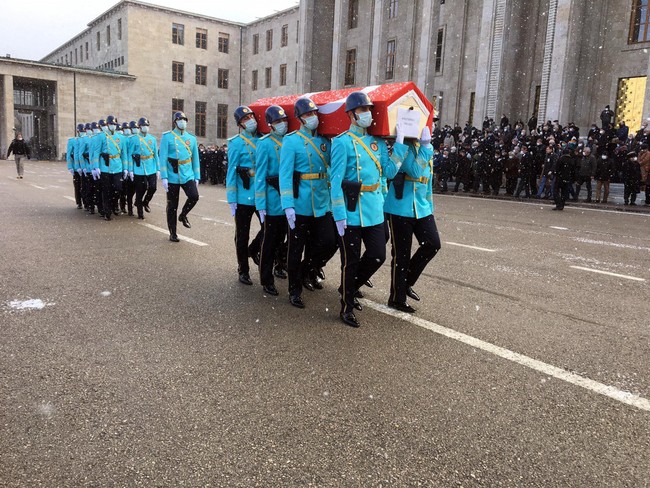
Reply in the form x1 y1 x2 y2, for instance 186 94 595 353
249 82 436 138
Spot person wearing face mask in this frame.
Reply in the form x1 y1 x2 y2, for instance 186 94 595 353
130 117 159 220
77 123 95 213
255 105 290 296
66 124 84 209
575 147 596 202
7 132 31 179
279 97 336 309
638 144 650 205
594 152 613 204
159 111 200 241
622 151 641 206
330 92 408 328
226 106 263 283
93 115 128 221
118 121 135 215
88 121 104 215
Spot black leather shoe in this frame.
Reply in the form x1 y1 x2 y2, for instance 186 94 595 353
353 298 362 311
388 300 416 313
316 268 325 280
179 214 191 228
250 252 260 266
113 209 120 216
239 273 253 285
406 287 420 301
143 202 151 213
354 289 364 299
289 295 305 308
364 279 373 288
137 215 145 220
128 210 134 216
77 204 82 209
302 278 315 292
273 267 287 279
103 214 112 221
263 284 279 296
340 311 360 328
169 234 179 242
312 278 323 290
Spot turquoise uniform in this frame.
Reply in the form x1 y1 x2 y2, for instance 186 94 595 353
226 132 259 205
330 124 407 227
66 137 78 171
92 132 127 174
75 135 91 173
129 133 159 176
255 133 284 216
159 129 200 184
279 127 331 217
383 141 434 218
89 133 103 171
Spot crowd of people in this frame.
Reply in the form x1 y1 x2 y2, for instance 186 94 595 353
198 144 228 186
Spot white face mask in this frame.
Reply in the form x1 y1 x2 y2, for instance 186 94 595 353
356 111 373 129
601 155 607 159
131 128 139 134
86 130 93 136
273 121 288 136
94 128 102 134
108 124 117 132
141 126 149 134
176 120 187 130
303 115 319 131
101 126 109 133
123 129 131 135
243 118 257 133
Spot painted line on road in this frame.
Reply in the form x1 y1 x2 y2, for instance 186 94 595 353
138 222 208 246
570 266 646 282
218 199 228 203
63 196 76 202
445 242 498 252
550 226 569 230
363 300 650 412
30 184 46 189
201 216 234 226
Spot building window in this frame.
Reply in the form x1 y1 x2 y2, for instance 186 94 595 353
85 42 89 59
218 69 229 89
195 65 207 85
75 48 78 65
65 54 68 65
388 0 398 18
172 61 184 82
195 101 207 137
468 92 475 126
281 24 288 47
349 0 359 29
217 104 228 139
630 0 650 43
266 29 273 51
435 28 444 73
252 70 258 91
345 49 356 85
386 39 396 79
280 64 287 86
172 23 184 45
218 32 229 53
265 67 272 88
295 61 298 83
172 98 184 117
296 20 300 43
118 19 122 40
196 28 208 49
96 31 101 51
253 34 259 54
107 25 111 46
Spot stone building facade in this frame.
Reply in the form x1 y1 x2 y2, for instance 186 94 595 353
1 0 649 159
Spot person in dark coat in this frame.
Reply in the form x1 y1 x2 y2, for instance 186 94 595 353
575 147 597 202
594 153 613 203
437 150 453 192
504 151 519 195
552 149 574 210
527 114 538 134
6 133 31 179
453 149 472 192
514 145 534 198
600 105 614 130
617 122 629 144
622 151 641 205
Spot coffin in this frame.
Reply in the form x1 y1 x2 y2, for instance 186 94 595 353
249 82 436 138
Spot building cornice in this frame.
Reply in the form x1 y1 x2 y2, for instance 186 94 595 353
1 56 137 80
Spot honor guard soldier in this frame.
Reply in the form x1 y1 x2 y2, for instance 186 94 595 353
384 126 440 313
255 105 290 296
119 121 136 215
330 91 408 328
78 123 95 213
279 97 336 309
159 111 200 242
130 117 159 219
92 115 128 221
227 105 263 285
89 121 104 215
66 124 84 209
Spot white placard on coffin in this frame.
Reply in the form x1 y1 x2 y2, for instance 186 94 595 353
387 90 431 138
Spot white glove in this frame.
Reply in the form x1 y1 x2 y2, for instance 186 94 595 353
162 178 169 192
195 179 200 187
156 171 161 179
285 207 296 230
68 168 75 175
336 219 347 237
420 126 432 146
82 169 87 176
96 167 101 176
129 171 134 181
259 209 266 224
90 169 97 180
395 122 405 145
76 168 83 175
123 170 128 179
229 202 237 216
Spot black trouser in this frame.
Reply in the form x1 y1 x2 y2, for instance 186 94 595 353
134 174 157 217
553 179 570 209
234 203 263 275
453 175 470 192
387 213 441 304
505 175 518 195
575 176 592 200
120 177 135 213
260 215 287 286
439 175 449 192
101 172 123 217
81 174 92 209
287 213 336 298
624 183 638 204
337 223 386 314
166 181 199 236
515 175 531 197
645 180 650 204
490 172 501 195
73 172 82 206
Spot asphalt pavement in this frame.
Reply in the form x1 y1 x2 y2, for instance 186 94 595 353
1 161 649 487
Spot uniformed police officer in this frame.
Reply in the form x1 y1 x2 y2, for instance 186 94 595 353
66 124 84 209
330 92 408 328
384 127 440 313
130 117 159 220
159 111 200 242
227 105 263 285
92 115 128 221
119 121 137 216
279 97 336 309
255 105 289 296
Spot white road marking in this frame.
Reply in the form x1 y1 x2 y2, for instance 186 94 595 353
445 241 498 252
139 223 208 246
201 216 234 226
218 199 228 203
570 266 646 282
363 300 650 412
63 196 76 202
571 237 650 252
550 226 569 230
30 184 46 189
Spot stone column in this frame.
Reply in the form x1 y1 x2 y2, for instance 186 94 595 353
0 75 14 158
416 0 434 91
369 0 383 85
644 58 650 125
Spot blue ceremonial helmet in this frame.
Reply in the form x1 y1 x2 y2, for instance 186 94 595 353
76 123 85 132
120 122 129 131
84 123 92 131
294 98 319 119
138 117 150 127
265 105 287 126
106 115 119 126
173 111 188 122
345 91 374 112
234 106 255 125
129 121 138 130
98 119 107 127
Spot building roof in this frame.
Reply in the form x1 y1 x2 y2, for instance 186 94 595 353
1 56 136 80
